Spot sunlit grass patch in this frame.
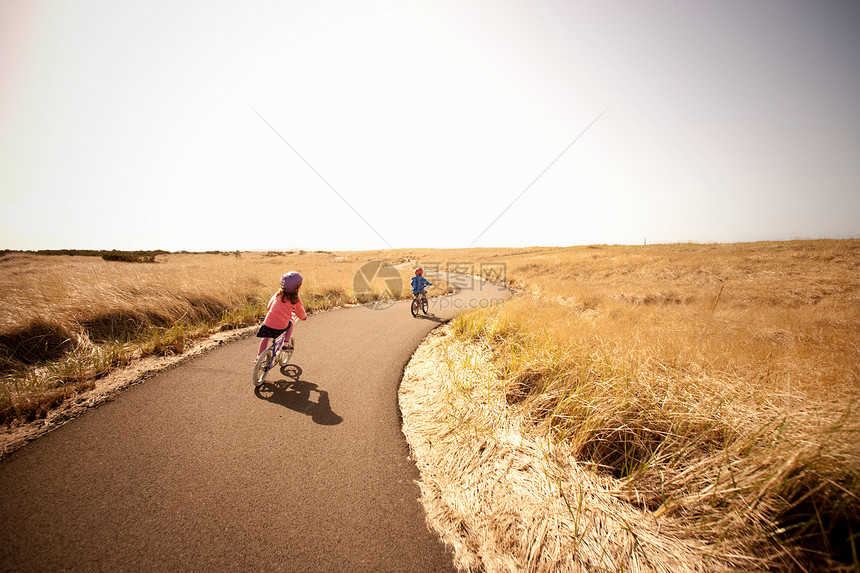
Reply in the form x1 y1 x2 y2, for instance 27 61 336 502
403 328 736 572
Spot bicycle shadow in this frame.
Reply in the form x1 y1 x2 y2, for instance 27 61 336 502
253 365 343 426
414 313 446 324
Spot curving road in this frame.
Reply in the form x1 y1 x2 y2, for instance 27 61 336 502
0 275 508 572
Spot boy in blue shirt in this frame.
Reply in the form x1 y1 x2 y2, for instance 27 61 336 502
411 267 432 294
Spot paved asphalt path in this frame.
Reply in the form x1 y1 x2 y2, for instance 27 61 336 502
0 276 508 572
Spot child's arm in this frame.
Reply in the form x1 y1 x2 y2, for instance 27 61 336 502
294 300 308 321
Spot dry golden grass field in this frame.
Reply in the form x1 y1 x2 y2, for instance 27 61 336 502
400 240 860 571
1 241 858 570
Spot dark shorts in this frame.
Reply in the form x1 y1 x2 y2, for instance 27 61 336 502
256 323 289 339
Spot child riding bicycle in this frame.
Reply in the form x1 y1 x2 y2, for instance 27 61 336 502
255 271 307 361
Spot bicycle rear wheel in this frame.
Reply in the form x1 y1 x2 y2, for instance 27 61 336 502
253 350 273 386
411 297 420 317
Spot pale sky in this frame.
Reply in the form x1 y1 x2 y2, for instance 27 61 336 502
1 0 859 251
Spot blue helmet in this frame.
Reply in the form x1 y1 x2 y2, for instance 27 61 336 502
279 271 303 293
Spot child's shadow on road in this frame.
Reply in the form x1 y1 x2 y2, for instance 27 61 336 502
254 365 343 426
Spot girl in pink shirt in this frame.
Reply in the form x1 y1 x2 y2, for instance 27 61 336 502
255 271 308 360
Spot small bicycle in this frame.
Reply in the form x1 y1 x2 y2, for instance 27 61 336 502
411 291 429 317
252 321 296 387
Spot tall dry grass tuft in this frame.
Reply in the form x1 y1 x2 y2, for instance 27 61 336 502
419 240 860 570
403 328 739 572
0 251 414 425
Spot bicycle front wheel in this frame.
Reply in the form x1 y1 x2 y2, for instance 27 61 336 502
253 350 273 387
411 297 420 317
278 338 294 366
421 296 428 314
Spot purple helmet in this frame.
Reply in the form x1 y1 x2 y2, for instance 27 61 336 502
279 271 303 293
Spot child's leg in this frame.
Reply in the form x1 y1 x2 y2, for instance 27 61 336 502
283 322 294 347
257 337 270 356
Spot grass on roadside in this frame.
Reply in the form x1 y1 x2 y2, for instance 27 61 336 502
441 240 860 570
